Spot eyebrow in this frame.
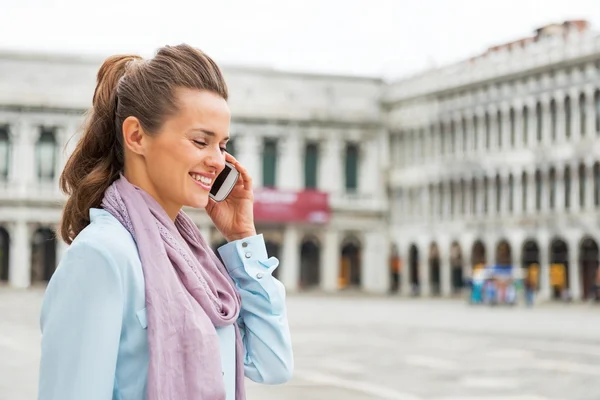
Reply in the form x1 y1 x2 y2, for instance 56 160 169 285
192 129 230 141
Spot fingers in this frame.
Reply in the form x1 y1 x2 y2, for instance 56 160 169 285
225 153 253 191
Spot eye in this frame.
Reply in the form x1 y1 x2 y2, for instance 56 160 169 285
193 140 207 148
220 147 227 153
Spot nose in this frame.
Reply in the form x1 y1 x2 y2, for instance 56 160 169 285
205 146 226 172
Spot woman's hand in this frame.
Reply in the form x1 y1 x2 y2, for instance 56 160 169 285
205 153 257 242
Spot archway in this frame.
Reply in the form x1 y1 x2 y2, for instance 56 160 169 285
408 244 419 295
429 242 441 296
265 240 281 279
549 238 569 300
580 237 599 300
300 236 320 289
471 240 486 271
389 243 400 293
30 227 57 283
0 226 9 282
522 239 540 290
340 236 361 289
450 241 463 293
496 239 512 266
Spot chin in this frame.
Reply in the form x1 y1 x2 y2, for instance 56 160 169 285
186 195 210 209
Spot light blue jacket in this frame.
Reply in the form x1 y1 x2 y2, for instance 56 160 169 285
38 209 294 400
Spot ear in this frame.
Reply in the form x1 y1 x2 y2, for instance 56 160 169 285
122 116 147 156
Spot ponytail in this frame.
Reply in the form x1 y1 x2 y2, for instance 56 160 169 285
59 55 142 244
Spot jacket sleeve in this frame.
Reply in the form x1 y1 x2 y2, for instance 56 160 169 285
38 240 124 400
218 234 294 385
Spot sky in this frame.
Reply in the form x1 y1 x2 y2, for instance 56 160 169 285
2 0 600 80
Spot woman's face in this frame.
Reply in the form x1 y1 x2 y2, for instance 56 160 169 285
140 88 231 218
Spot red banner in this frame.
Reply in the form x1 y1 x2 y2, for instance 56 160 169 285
253 188 330 223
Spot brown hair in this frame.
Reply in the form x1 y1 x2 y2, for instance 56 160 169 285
59 44 229 244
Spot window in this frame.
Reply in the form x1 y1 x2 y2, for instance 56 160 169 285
483 177 489 214
36 128 57 181
535 169 542 211
262 138 278 188
594 163 600 207
508 174 514 212
565 166 571 210
440 123 446 155
549 168 556 209
344 143 359 191
509 108 516 147
579 164 586 208
485 113 491 149
495 175 502 213
438 183 444 217
0 126 8 181
522 172 528 211
536 102 543 142
497 110 503 148
522 106 528 145
580 93 586 136
565 97 572 138
550 99 557 141
450 121 456 154
450 182 455 215
304 143 319 189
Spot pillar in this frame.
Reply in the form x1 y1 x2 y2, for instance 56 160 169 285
439 241 452 297
276 133 302 191
320 228 340 292
569 238 582 300
362 229 389 294
318 135 342 194
9 220 30 288
235 133 262 187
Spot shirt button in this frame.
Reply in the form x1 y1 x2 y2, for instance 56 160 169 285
242 242 248 248
245 252 252 258
256 273 264 279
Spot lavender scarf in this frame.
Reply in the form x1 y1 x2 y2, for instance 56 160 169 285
101 175 246 400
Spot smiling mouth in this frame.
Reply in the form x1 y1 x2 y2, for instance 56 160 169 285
189 173 213 187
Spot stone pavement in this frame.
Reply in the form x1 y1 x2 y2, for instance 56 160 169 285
2 287 600 400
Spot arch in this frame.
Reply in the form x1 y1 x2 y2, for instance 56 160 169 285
549 238 569 300
450 241 463 293
429 242 441 296
471 240 486 270
579 163 586 209
594 162 600 207
580 236 599 300
0 226 9 282
300 235 320 289
408 244 419 295
522 105 529 144
496 239 512 266
30 227 57 283
522 239 540 290
579 92 586 136
565 96 572 138
549 167 557 209
340 236 361 289
550 98 557 141
265 240 281 279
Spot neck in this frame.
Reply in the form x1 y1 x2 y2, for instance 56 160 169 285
123 169 180 221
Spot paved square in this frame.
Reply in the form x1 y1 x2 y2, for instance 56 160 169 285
2 287 600 400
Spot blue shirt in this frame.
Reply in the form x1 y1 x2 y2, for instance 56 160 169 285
38 209 294 400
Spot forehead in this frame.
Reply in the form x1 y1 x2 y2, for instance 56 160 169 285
167 88 230 138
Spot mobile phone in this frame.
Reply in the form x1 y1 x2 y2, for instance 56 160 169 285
209 162 239 202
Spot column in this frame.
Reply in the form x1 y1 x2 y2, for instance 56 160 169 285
500 104 510 151
555 93 566 142
527 99 538 148
540 168 549 214
8 220 31 288
280 225 300 292
276 133 302 190
439 241 452 297
362 230 389 294
569 237 582 300
526 171 536 214
235 133 262 187
514 171 523 216
9 120 37 197
318 135 342 194
359 137 380 195
571 162 580 213
585 86 596 137
486 236 497 267
570 89 581 141
585 162 594 212
400 242 412 296
320 228 340 292
537 234 551 301
556 167 565 211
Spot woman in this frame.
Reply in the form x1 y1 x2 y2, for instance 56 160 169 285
38 44 293 400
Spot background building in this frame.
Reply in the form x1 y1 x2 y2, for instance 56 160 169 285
2 20 600 300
